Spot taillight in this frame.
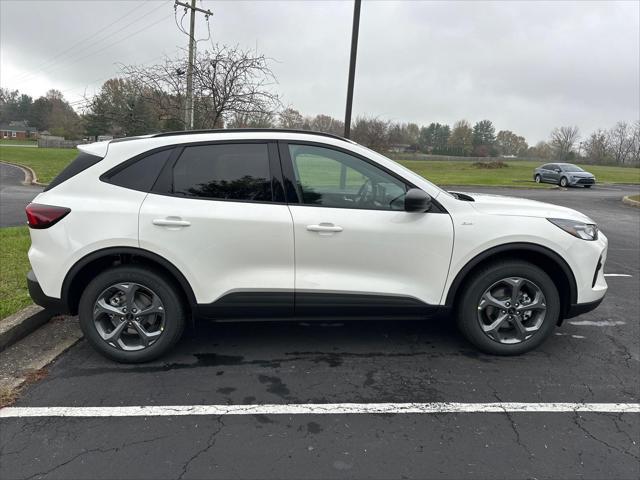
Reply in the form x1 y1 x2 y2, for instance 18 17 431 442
25 203 71 229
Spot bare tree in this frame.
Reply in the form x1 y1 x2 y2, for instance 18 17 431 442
279 108 305 129
631 120 640 165
120 44 281 130
351 116 390 151
310 114 344 136
583 129 610 164
607 121 634 165
550 126 580 161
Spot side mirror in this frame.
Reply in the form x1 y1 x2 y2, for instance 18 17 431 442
404 188 432 212
555 168 562 173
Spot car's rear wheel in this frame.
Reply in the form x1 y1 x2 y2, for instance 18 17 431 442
78 266 186 363
456 260 560 355
534 174 541 183
560 176 569 187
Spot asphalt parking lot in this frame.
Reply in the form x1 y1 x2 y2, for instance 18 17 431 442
1 184 639 479
0 162 43 227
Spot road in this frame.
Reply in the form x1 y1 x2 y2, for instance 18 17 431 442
0 162 42 227
1 185 639 479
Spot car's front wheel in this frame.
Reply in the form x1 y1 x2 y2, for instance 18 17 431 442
560 176 569 187
456 260 560 355
534 174 541 183
78 266 186 363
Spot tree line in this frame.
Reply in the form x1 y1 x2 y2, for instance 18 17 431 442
1 44 638 165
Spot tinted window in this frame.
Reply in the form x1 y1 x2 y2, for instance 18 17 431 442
173 144 271 201
288 144 407 210
45 152 103 191
107 149 173 192
541 164 551 170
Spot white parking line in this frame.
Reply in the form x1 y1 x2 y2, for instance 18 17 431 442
604 274 633 277
1 403 638 418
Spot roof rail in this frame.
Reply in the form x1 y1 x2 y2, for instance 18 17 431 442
151 128 354 143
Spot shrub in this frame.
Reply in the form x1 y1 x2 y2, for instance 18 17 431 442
471 160 508 169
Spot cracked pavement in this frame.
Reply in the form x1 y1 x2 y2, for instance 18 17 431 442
1 185 639 479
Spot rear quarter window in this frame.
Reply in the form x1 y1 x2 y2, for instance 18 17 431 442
44 152 103 191
103 148 174 192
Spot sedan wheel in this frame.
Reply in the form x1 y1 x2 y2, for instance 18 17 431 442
560 177 568 187
534 174 541 183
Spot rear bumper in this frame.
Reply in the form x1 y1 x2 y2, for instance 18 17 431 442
27 270 68 314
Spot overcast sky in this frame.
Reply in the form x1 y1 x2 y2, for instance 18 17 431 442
1 0 638 143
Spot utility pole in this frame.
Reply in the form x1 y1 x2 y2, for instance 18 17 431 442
175 0 212 130
344 0 361 139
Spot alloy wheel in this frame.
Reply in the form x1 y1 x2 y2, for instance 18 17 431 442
93 282 166 351
477 277 547 344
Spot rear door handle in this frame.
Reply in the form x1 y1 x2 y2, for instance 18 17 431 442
152 217 191 227
307 223 343 233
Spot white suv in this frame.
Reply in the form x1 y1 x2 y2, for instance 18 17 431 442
25 130 608 362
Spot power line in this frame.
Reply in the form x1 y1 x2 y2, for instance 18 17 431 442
12 0 152 83
15 0 171 84
20 11 173 91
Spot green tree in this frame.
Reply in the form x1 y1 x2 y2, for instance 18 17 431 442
472 119 497 156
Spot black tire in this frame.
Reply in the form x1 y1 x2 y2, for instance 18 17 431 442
584 185 591 188
560 176 568 187
78 266 186 363
456 260 560 355
534 174 541 183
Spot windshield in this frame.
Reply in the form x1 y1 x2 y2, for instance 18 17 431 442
562 165 584 172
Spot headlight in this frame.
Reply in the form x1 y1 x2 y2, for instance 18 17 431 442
548 218 598 241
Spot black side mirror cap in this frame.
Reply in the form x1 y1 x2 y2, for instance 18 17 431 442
404 188 432 212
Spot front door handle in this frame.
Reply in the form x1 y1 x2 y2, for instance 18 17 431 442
152 217 191 227
307 223 343 233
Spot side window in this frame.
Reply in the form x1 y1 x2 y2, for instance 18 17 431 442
541 164 551 170
107 148 173 192
288 144 407 210
172 143 272 201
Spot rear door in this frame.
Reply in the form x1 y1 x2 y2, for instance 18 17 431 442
139 141 294 318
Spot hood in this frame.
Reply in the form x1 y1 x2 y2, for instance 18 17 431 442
466 193 595 223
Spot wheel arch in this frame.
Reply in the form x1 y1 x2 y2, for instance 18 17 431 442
62 247 197 317
444 242 577 320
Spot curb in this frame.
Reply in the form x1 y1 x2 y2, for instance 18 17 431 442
0 305 55 352
622 195 640 208
0 161 48 187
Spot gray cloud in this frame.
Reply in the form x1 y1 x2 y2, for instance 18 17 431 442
1 0 638 143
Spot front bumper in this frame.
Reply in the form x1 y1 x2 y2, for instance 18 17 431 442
568 177 596 186
565 298 604 319
27 270 67 313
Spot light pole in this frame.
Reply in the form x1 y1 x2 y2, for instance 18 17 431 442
344 0 361 139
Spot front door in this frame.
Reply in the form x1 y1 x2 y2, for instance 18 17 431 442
281 143 454 317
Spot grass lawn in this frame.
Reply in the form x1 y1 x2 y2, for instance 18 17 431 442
0 146 76 183
0 139 37 146
0 226 32 320
396 159 640 187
